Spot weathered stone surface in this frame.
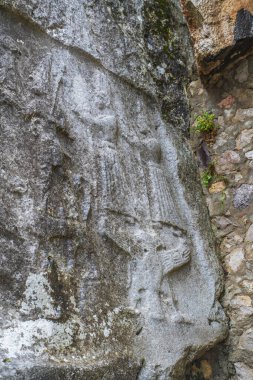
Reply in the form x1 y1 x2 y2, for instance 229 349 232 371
240 280 253 295
233 108 253 123
245 224 253 242
218 95 235 109
235 60 249 83
0 2 226 379
234 362 253 380
236 129 253 150
181 0 253 79
209 181 226 194
231 294 252 307
215 150 240 174
245 150 253 160
224 247 245 273
0 0 194 134
239 328 253 351
234 184 253 209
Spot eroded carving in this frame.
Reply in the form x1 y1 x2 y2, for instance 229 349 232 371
87 81 192 324
0 10 226 378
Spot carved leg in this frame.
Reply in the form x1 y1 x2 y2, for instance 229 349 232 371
167 277 188 323
130 270 164 321
167 277 193 324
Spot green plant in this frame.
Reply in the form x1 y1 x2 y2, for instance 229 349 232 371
3 358 11 363
193 112 217 133
201 169 214 188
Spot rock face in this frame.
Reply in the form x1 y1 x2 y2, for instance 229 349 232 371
181 0 253 79
0 2 226 379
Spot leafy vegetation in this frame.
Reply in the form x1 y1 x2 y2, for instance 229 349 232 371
201 168 214 188
193 112 217 133
200 162 228 190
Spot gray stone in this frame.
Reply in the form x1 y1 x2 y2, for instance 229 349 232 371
224 247 245 273
234 184 253 209
239 328 253 352
0 2 226 379
216 150 240 174
234 362 253 380
241 280 253 295
234 109 253 123
236 129 253 150
245 224 253 242
245 150 253 160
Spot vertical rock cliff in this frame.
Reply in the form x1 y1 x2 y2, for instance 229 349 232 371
0 1 227 379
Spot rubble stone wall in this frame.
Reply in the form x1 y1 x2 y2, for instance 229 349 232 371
188 54 253 380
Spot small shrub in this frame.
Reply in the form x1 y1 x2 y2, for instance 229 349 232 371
201 169 214 188
193 112 217 133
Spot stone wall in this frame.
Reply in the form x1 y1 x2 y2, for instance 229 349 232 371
188 54 253 379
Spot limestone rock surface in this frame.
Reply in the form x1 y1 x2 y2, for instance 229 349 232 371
181 0 253 79
0 1 226 379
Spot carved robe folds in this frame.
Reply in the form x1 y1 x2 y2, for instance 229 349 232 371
94 121 191 322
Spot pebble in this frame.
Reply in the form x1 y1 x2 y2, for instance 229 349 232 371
233 108 253 122
223 150 240 163
218 95 235 109
214 216 233 228
236 129 253 150
209 181 226 193
234 184 253 209
231 295 252 307
234 173 243 182
245 225 253 242
216 150 240 173
224 247 245 273
240 280 253 295
213 132 227 148
245 151 253 160
239 328 253 351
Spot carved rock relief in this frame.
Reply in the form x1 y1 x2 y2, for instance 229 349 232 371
0 8 226 379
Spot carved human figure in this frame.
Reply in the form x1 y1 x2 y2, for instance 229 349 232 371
124 133 191 321
89 73 191 322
